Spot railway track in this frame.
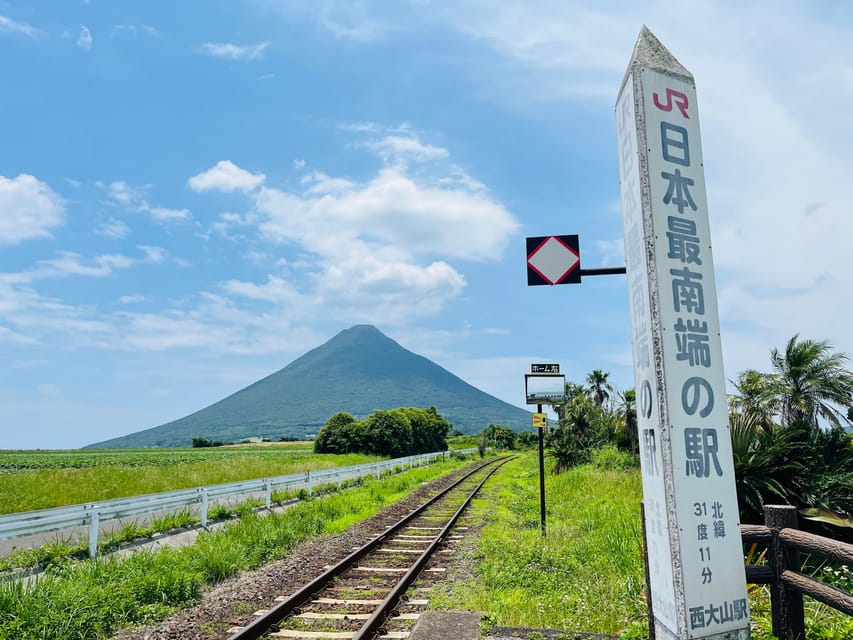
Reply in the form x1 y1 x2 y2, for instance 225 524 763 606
224 456 511 640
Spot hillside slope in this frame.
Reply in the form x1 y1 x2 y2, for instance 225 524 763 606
87 325 532 448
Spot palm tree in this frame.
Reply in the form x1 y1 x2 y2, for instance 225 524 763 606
586 369 613 410
770 335 853 429
729 369 780 427
552 381 586 422
615 388 638 455
729 411 802 522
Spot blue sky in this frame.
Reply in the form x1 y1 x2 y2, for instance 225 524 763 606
2 1 852 449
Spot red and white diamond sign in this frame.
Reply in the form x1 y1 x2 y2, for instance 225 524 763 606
526 235 581 285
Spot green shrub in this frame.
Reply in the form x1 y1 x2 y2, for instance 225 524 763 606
590 446 638 471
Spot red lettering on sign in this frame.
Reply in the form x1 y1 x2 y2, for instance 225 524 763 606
653 88 690 119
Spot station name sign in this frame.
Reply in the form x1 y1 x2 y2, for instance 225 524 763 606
531 363 560 373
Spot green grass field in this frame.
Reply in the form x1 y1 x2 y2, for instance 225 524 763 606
431 449 853 640
2 446 851 639
432 450 647 635
0 444 381 513
0 457 472 639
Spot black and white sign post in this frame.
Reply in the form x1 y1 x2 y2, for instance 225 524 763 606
525 210 625 543
525 368 564 538
527 235 625 286
617 27 750 640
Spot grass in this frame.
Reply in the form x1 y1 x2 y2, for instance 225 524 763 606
0 457 472 639
0 455 457 573
431 450 853 640
0 447 381 513
747 563 853 640
431 452 646 635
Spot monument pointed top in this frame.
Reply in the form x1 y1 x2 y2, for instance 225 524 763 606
619 26 692 98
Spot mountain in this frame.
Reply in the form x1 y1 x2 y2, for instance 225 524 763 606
86 325 533 448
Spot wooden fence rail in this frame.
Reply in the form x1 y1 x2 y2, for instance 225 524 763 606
643 503 853 640
742 504 853 640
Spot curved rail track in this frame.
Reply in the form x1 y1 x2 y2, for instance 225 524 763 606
225 457 511 640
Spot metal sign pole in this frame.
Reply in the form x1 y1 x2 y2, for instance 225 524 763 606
538 402 546 538
526 371 562 539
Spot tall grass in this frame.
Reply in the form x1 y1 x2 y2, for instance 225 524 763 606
431 452 647 635
0 458 468 639
432 451 853 640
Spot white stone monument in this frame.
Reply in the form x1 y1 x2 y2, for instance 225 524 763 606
616 27 751 640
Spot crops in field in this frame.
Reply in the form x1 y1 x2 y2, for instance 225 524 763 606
0 443 313 472
0 445 380 513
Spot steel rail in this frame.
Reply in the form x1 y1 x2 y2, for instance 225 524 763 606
227 456 511 640
354 455 511 639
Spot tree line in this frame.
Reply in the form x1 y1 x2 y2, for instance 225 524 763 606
314 406 452 457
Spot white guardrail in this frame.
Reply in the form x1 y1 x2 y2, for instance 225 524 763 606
0 449 478 558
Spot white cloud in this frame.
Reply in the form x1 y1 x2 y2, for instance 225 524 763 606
362 134 450 164
258 166 518 260
138 245 167 263
437 166 486 192
0 325 37 345
110 24 161 38
77 26 93 50
0 15 42 39
223 275 302 304
149 206 191 221
263 2 387 42
315 253 466 323
339 121 384 134
108 297 322 354
182 130 518 328
237 135 518 324
99 180 145 207
316 5 385 42
28 252 134 279
188 160 266 193
212 212 256 240
95 218 131 239
594 238 625 267
300 171 356 195
198 41 269 61
3 130 514 354
0 174 65 245
98 180 192 223
0 244 172 351
15 246 165 282
0 278 114 345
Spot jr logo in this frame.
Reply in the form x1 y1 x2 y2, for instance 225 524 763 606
653 88 690 119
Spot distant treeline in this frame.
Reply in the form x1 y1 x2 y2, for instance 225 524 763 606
191 437 228 448
314 407 451 457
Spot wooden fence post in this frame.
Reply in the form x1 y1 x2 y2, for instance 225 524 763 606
765 504 805 640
